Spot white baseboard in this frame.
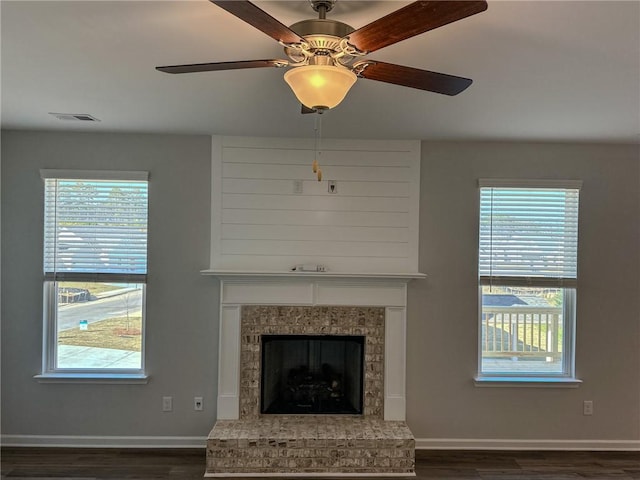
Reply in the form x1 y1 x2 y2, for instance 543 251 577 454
415 438 640 451
4 435 639 451
1 435 207 448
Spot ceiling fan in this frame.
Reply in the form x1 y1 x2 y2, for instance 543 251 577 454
156 0 488 112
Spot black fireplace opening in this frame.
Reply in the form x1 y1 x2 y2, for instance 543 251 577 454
260 334 365 415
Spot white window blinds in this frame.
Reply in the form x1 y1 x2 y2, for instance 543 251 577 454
478 180 581 288
42 171 149 282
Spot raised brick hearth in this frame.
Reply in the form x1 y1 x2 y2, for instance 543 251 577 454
207 417 414 475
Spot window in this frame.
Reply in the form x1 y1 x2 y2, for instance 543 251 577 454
477 179 581 380
41 170 148 376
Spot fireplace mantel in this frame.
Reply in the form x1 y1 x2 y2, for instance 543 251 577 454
201 269 426 281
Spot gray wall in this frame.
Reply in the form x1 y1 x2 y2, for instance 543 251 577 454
2 132 639 443
1 130 217 437
407 141 640 441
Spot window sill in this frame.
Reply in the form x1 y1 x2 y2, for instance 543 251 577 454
34 373 149 384
474 376 582 388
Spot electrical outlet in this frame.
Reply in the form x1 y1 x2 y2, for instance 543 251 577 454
194 396 203 411
293 179 303 194
583 400 593 415
162 396 173 412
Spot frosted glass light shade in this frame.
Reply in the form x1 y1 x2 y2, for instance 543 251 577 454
284 65 357 110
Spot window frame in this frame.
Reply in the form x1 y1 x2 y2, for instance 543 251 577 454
38 170 149 382
475 179 582 385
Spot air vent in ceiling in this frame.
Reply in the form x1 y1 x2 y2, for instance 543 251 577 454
49 113 100 122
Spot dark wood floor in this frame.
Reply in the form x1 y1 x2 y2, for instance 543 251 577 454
1 448 639 479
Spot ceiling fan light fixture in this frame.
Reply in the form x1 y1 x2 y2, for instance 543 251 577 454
284 65 356 110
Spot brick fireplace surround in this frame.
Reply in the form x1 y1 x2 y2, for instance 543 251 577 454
204 273 421 477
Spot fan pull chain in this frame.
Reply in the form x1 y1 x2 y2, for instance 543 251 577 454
314 113 323 181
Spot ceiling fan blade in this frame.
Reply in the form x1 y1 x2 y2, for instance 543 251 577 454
347 1 487 53
156 59 289 74
210 1 305 45
354 61 472 96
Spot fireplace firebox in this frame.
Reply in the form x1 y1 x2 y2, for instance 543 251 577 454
260 334 365 415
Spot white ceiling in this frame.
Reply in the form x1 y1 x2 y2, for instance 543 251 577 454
1 1 639 142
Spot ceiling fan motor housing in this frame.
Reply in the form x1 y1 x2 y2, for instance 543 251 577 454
286 19 356 64
290 19 354 41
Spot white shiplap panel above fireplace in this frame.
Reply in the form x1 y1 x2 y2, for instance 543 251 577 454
210 136 421 274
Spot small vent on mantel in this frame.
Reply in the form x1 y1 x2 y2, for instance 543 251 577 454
49 112 100 122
